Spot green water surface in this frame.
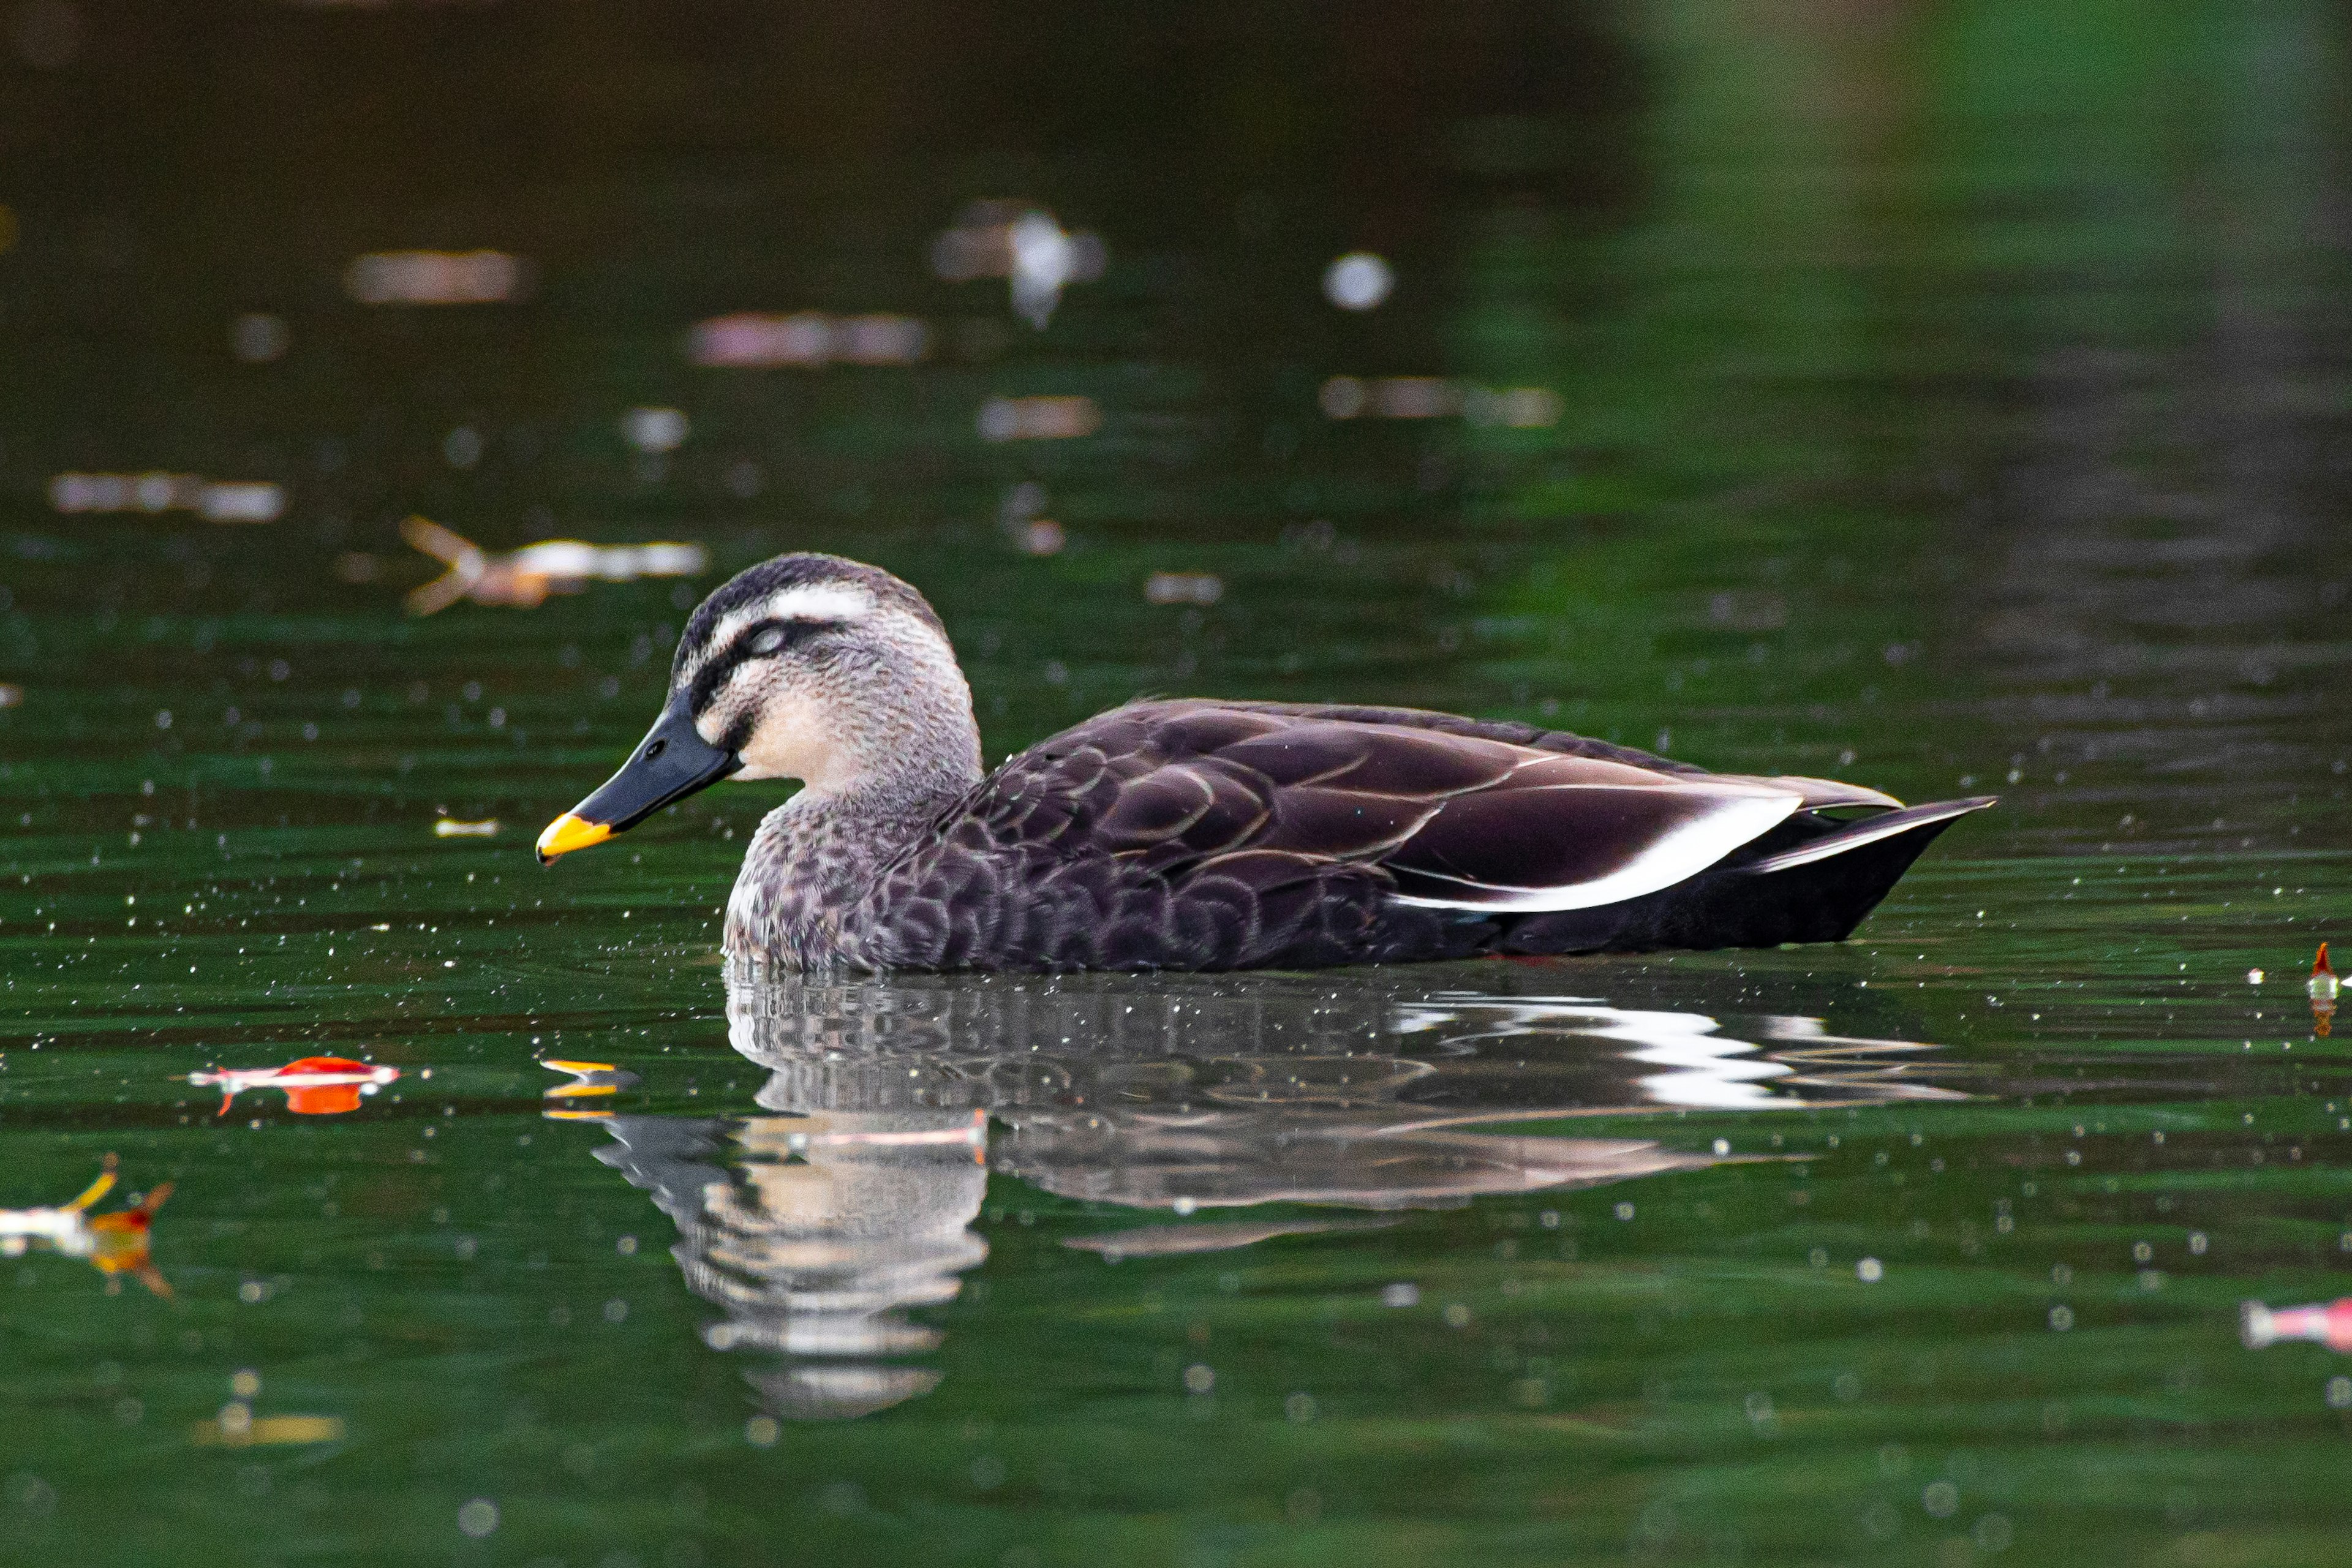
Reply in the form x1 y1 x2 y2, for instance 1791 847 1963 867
3 2 2351 1564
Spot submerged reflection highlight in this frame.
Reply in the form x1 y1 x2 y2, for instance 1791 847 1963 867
590 1107 989 1421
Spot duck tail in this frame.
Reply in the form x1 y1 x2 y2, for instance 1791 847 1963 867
1497 796 1996 956
1720 795 1998 941
1743 797 1999 875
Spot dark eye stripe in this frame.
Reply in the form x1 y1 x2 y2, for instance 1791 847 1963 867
685 618 842 722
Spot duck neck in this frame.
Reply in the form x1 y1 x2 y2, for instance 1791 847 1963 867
726 656 983 968
790 671 982 839
804 764 972 840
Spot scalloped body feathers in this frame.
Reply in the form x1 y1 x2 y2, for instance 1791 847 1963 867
718 694 1994 973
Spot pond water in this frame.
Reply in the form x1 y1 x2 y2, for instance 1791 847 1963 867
4 1 2351 1564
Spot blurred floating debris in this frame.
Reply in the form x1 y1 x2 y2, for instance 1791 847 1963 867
0 1155 172 1296
1145 571 1223 606
620 407 689 454
687 311 929 369
997 480 1063 556
1319 375 1446 420
1006 211 1098 330
190 1409 345 1448
778 1108 987 1166
1322 252 1395 311
442 426 483 469
1464 386 1566 428
0 684 20 707
541 1058 640 1102
1318 377 1562 427
2242 1297 2352 1352
230 312 288 363
49 473 287 522
1373 378 1455 419
976 395 1101 442
932 202 1105 329
1000 480 1047 524
831 314 933 365
692 311 826 368
1708 590 1790 633
2313 943 2338 1037
199 482 287 522
78 471 190 512
1066 1216 1396 1262
190 1056 398 1117
344 249 529 306
399 515 708 615
433 817 499 838
508 539 702 582
334 552 381 583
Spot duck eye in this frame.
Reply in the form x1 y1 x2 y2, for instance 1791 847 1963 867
747 625 788 656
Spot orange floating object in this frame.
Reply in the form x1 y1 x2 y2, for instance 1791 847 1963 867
2312 943 2338 1038
86 1183 172 1294
189 1056 399 1115
279 1057 374 1115
0 1156 173 1296
2242 1296 2352 1352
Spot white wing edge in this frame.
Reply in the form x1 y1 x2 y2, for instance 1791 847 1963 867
1744 797 1994 874
1389 791 1801 914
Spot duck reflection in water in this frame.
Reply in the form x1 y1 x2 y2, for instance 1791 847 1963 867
583 974 1958 1420
589 1104 989 1422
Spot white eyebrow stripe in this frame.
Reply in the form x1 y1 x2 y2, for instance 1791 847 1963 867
701 585 875 668
763 584 874 623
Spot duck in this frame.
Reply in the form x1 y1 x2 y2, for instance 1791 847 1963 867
536 552 1994 972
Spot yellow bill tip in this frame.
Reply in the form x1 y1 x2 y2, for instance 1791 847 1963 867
536 813 611 864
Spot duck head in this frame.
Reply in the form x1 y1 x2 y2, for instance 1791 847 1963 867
538 553 981 863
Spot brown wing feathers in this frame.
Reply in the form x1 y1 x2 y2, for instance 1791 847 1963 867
1383 782 1726 898
1008 702 1802 902
870 698 1944 969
